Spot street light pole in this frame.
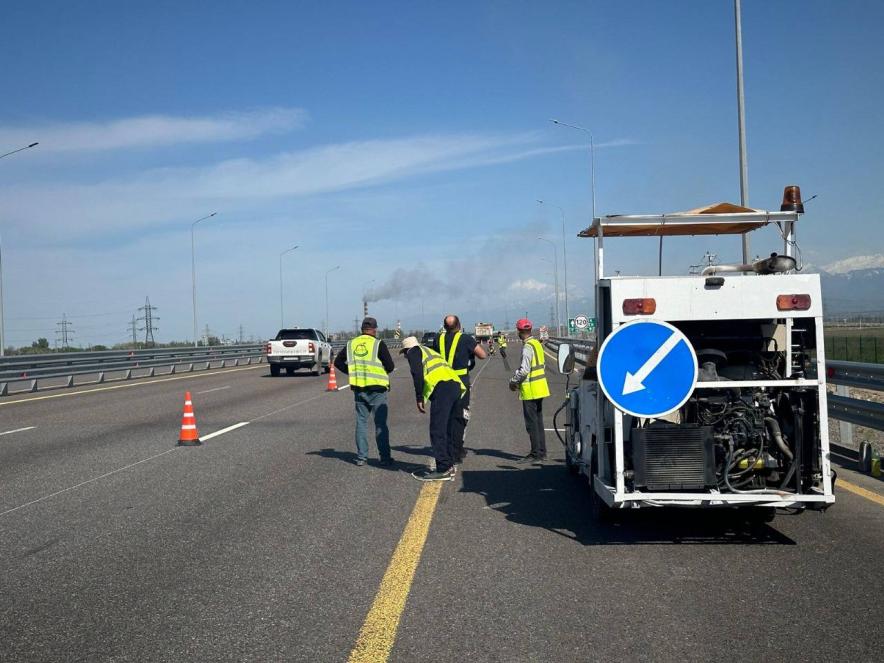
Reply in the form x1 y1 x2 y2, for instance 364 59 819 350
0 142 39 161
0 142 39 357
0 233 5 357
279 245 299 328
538 237 561 336
191 212 217 347
538 199 570 334
734 0 750 263
325 265 340 339
550 120 595 220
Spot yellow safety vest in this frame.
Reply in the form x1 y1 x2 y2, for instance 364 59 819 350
498 336 508 348
438 331 469 376
346 335 390 389
419 346 466 401
519 338 550 400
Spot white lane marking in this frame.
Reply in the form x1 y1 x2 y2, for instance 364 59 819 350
201 421 249 441
196 386 230 395
251 392 327 422
0 420 252 518
0 426 36 437
337 384 351 391
0 448 179 518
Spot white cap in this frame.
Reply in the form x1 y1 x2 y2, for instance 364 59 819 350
399 336 419 353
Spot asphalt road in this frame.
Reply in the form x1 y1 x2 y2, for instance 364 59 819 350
0 351 881 662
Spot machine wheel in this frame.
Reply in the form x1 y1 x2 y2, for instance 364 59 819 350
565 433 581 477
743 508 776 525
588 447 615 523
270 364 281 377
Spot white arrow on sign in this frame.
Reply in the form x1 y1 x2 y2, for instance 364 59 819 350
622 332 682 395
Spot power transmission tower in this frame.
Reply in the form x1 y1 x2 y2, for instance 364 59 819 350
238 324 244 344
203 323 211 346
56 313 74 349
137 297 159 347
128 315 138 347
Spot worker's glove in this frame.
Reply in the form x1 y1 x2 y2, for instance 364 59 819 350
508 381 518 392
417 400 426 414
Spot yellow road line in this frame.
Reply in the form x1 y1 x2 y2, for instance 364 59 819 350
838 479 884 507
349 482 443 663
0 364 263 407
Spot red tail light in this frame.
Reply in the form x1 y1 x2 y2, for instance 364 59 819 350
309 342 315 352
265 343 271 354
623 298 656 315
776 294 811 311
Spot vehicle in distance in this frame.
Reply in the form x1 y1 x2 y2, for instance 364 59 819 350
474 322 494 340
421 331 438 347
265 328 332 376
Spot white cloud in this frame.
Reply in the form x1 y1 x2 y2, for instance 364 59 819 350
510 278 552 293
0 107 307 153
0 132 559 239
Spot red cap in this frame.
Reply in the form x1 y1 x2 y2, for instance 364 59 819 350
516 318 533 331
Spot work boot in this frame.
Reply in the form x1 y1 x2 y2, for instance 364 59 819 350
516 454 538 464
379 457 395 467
412 468 455 482
355 458 367 466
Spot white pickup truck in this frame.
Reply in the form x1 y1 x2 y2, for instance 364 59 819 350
265 328 332 376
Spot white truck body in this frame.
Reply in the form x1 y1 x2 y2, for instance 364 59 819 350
265 328 332 376
475 322 494 340
560 199 835 518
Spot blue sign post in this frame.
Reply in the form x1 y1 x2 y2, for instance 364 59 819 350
597 320 698 418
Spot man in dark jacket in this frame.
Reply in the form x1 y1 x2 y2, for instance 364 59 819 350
334 317 396 466
432 314 486 463
400 335 466 482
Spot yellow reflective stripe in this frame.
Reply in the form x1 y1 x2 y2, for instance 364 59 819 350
454 368 468 376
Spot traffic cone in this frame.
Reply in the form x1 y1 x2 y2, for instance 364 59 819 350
326 361 338 391
177 391 202 446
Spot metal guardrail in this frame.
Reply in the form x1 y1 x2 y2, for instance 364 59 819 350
547 337 884 475
0 339 404 397
0 345 265 396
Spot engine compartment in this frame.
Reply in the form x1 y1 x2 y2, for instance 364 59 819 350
623 318 823 495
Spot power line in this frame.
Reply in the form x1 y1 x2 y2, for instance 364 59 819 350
137 297 159 347
56 313 74 348
128 315 138 347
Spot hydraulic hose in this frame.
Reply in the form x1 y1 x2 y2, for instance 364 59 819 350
764 417 793 461
552 401 567 447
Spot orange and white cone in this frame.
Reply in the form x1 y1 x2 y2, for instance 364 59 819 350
177 391 202 446
326 361 338 391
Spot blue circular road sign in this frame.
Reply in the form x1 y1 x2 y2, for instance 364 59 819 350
597 320 697 418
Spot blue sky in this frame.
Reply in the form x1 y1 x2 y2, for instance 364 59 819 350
1 1 881 346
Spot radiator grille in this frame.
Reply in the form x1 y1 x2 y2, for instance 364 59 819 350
632 425 715 491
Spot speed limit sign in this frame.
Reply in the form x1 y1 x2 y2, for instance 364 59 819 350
575 315 589 329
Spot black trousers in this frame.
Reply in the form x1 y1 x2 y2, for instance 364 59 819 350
522 398 547 457
429 381 461 472
450 382 471 460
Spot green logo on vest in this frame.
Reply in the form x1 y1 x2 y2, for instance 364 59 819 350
354 342 369 358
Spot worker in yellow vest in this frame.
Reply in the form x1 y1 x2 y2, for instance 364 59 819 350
497 332 508 360
433 314 486 464
400 335 466 481
333 317 396 466
508 318 550 463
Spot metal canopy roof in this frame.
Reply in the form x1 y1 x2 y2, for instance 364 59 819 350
578 203 800 238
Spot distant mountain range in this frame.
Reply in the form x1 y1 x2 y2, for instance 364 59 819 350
812 254 884 315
